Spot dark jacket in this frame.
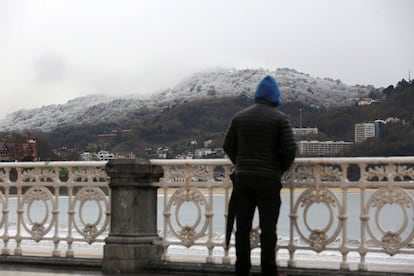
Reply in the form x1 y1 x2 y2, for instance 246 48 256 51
223 100 296 180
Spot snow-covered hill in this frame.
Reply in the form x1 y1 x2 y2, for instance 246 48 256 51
0 68 375 132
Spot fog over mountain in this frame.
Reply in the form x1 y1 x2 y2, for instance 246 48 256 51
0 68 375 132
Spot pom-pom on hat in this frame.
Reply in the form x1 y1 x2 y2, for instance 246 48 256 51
254 75 282 106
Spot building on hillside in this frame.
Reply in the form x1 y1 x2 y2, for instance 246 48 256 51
80 152 98 161
297 140 353 156
175 152 194 159
203 140 213 148
97 150 115 161
195 148 216 158
156 147 169 159
356 97 382 106
194 148 224 158
114 152 136 159
81 151 135 161
356 98 373 106
52 147 79 160
0 134 38 161
355 122 379 143
292 127 319 136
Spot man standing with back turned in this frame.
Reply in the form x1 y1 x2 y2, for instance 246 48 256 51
223 75 296 276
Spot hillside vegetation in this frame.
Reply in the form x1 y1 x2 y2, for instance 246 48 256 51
0 68 374 132
63 79 414 157
2 78 413 159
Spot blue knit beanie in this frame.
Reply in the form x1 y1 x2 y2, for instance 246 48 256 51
254 75 282 106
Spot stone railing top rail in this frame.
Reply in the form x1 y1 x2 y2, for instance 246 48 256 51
0 161 108 168
0 156 413 168
150 156 414 165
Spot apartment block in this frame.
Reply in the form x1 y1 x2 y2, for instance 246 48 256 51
355 122 378 143
292 127 319 136
297 140 353 156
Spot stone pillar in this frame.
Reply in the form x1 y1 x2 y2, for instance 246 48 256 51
102 159 163 274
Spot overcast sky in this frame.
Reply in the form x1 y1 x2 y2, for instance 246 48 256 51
0 0 413 120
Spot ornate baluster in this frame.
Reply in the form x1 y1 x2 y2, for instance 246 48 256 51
15 167 23 256
206 165 214 263
0 168 11 255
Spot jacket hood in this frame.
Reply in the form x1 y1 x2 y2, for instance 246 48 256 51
254 75 282 106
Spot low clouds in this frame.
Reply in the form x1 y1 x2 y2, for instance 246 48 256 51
0 0 413 120
33 52 68 83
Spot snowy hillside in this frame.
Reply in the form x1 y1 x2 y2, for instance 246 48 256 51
0 68 375 132
161 68 374 107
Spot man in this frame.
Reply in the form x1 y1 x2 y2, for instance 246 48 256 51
223 75 296 276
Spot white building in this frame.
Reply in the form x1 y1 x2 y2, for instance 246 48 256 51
356 97 382 106
195 148 215 158
97 150 115 161
194 148 224 158
156 147 169 159
297 140 353 156
203 140 213 148
80 152 97 161
357 98 373 106
355 122 376 143
293 127 319 136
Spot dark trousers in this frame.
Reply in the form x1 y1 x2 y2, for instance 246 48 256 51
234 175 281 276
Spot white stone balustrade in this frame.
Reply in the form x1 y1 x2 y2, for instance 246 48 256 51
0 157 413 273
151 157 414 271
0 161 110 257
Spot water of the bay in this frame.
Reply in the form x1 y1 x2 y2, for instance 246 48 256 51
2 192 413 271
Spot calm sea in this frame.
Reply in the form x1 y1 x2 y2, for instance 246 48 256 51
157 193 414 241
4 193 413 242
